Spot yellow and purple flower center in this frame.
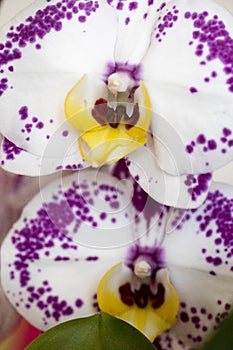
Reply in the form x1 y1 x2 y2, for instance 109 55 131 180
97 246 179 341
64 66 152 166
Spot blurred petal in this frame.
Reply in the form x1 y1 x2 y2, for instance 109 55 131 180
156 182 233 349
1 168 158 330
142 0 233 175
0 0 117 160
127 142 212 209
165 182 233 276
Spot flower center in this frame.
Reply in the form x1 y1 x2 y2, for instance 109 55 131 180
107 72 134 95
119 282 165 309
64 72 152 166
97 261 179 341
119 259 165 309
92 98 139 130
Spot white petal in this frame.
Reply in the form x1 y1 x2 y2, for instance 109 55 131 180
153 181 233 349
0 0 117 165
127 143 212 209
142 0 233 175
0 137 87 176
154 268 233 350
110 159 167 247
0 0 35 26
164 182 233 277
1 168 161 330
108 0 162 64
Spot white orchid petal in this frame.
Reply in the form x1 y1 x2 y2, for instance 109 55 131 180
143 0 233 175
0 0 117 159
0 0 34 26
154 267 233 350
127 145 212 209
110 159 167 247
108 0 163 64
164 182 233 277
152 182 233 349
0 137 86 176
1 167 167 330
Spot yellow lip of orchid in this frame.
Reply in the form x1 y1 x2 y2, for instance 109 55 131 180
97 262 179 342
64 74 152 166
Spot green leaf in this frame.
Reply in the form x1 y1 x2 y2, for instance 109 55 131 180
26 312 157 350
201 310 233 350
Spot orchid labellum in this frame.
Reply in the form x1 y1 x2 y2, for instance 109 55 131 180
1 165 233 348
0 0 233 208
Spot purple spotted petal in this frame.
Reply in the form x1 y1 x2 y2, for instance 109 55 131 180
157 182 233 349
142 0 233 176
1 168 165 330
127 142 212 209
0 0 117 168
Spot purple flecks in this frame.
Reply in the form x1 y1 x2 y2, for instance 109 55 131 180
185 173 212 201
0 0 100 95
75 298 83 308
6 175 129 325
190 86 198 93
17 106 47 140
36 121 44 129
55 163 84 171
0 77 8 96
2 138 23 160
154 4 179 43
180 189 233 274
197 134 206 144
128 2 138 11
186 127 233 158
155 300 230 349
184 11 233 93
62 130 69 137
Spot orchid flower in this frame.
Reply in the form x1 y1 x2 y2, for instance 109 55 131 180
0 0 233 209
1 163 232 348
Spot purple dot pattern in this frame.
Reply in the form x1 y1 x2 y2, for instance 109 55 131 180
5 176 129 326
17 105 47 142
185 128 233 157
0 0 100 96
184 10 233 93
106 0 155 25
154 298 231 350
179 189 233 275
1 138 24 162
55 163 84 171
154 3 179 43
184 173 212 201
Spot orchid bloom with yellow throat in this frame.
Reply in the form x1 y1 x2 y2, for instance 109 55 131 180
1 162 233 349
0 0 233 209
